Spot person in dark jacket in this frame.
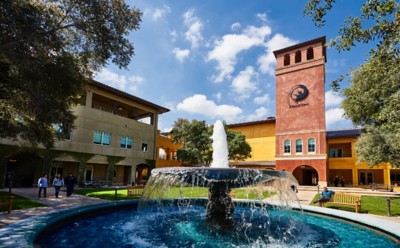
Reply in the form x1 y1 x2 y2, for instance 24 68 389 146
334 176 339 187
65 173 77 197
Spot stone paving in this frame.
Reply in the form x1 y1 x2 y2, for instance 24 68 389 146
0 187 107 227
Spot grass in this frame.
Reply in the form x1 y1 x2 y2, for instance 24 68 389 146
310 193 400 216
0 191 45 212
74 186 275 200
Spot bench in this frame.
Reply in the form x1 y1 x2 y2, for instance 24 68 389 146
322 192 361 213
127 185 145 198
0 195 14 214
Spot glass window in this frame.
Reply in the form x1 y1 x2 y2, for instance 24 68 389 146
284 140 291 154
308 138 316 153
120 136 132 149
142 142 148 152
330 148 343 158
295 139 303 153
93 131 111 145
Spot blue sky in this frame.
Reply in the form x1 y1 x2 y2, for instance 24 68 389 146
94 0 372 132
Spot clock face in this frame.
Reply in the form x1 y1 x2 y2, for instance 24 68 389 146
289 85 309 103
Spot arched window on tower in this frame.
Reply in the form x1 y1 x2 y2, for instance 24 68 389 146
284 140 291 154
307 47 314 60
308 138 316 153
296 139 303 153
295 50 301 63
284 54 290 66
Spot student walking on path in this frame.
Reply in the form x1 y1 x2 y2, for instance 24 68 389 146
65 173 77 197
38 174 48 198
53 174 64 198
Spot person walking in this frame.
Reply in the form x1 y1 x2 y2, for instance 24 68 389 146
340 176 345 187
38 174 48 198
333 176 339 187
65 173 76 197
53 174 64 198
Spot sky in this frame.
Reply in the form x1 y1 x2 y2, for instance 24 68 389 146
94 0 373 132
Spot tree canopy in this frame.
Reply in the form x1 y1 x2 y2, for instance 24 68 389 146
305 0 400 167
171 119 252 166
0 0 141 147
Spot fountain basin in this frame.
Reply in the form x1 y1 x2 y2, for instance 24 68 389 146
150 167 296 188
1 199 399 247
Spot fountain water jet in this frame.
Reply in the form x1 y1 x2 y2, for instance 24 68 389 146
143 120 298 228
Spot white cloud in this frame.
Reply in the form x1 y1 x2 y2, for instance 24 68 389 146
254 94 270 105
325 90 344 108
257 34 297 76
94 68 144 93
170 30 178 42
231 66 258 100
173 48 190 62
176 94 243 122
256 13 268 23
207 25 271 83
214 92 222 101
326 108 345 128
183 9 204 48
231 22 241 32
246 107 268 121
151 5 171 21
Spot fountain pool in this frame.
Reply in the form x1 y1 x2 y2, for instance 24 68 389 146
31 200 399 247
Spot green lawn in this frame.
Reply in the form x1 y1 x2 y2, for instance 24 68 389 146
310 193 400 216
0 191 45 212
74 186 274 200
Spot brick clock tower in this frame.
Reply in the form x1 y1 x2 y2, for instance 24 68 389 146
273 36 328 186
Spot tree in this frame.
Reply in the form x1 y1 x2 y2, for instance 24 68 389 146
305 0 400 167
0 0 142 147
343 55 400 167
171 119 251 166
305 0 399 89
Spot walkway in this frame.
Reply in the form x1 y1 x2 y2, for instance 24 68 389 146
0 187 107 227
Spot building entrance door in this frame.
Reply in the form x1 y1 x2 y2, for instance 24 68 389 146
359 171 373 185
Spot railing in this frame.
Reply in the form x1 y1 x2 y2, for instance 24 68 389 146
83 180 112 188
370 184 394 192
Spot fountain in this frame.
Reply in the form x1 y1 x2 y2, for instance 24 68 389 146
2 120 399 247
144 120 297 229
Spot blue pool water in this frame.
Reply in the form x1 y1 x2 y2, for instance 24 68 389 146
36 206 398 248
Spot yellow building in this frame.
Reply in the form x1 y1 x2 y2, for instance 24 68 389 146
155 131 183 168
227 118 276 170
228 121 399 188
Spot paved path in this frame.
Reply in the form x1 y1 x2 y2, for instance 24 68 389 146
0 187 107 227
1 186 400 228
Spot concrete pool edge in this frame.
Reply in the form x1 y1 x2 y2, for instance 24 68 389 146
0 200 140 248
0 200 399 247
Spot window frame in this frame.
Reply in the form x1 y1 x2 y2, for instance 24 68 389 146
93 130 111 146
295 139 303 153
308 138 316 153
120 136 133 149
284 139 291 154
